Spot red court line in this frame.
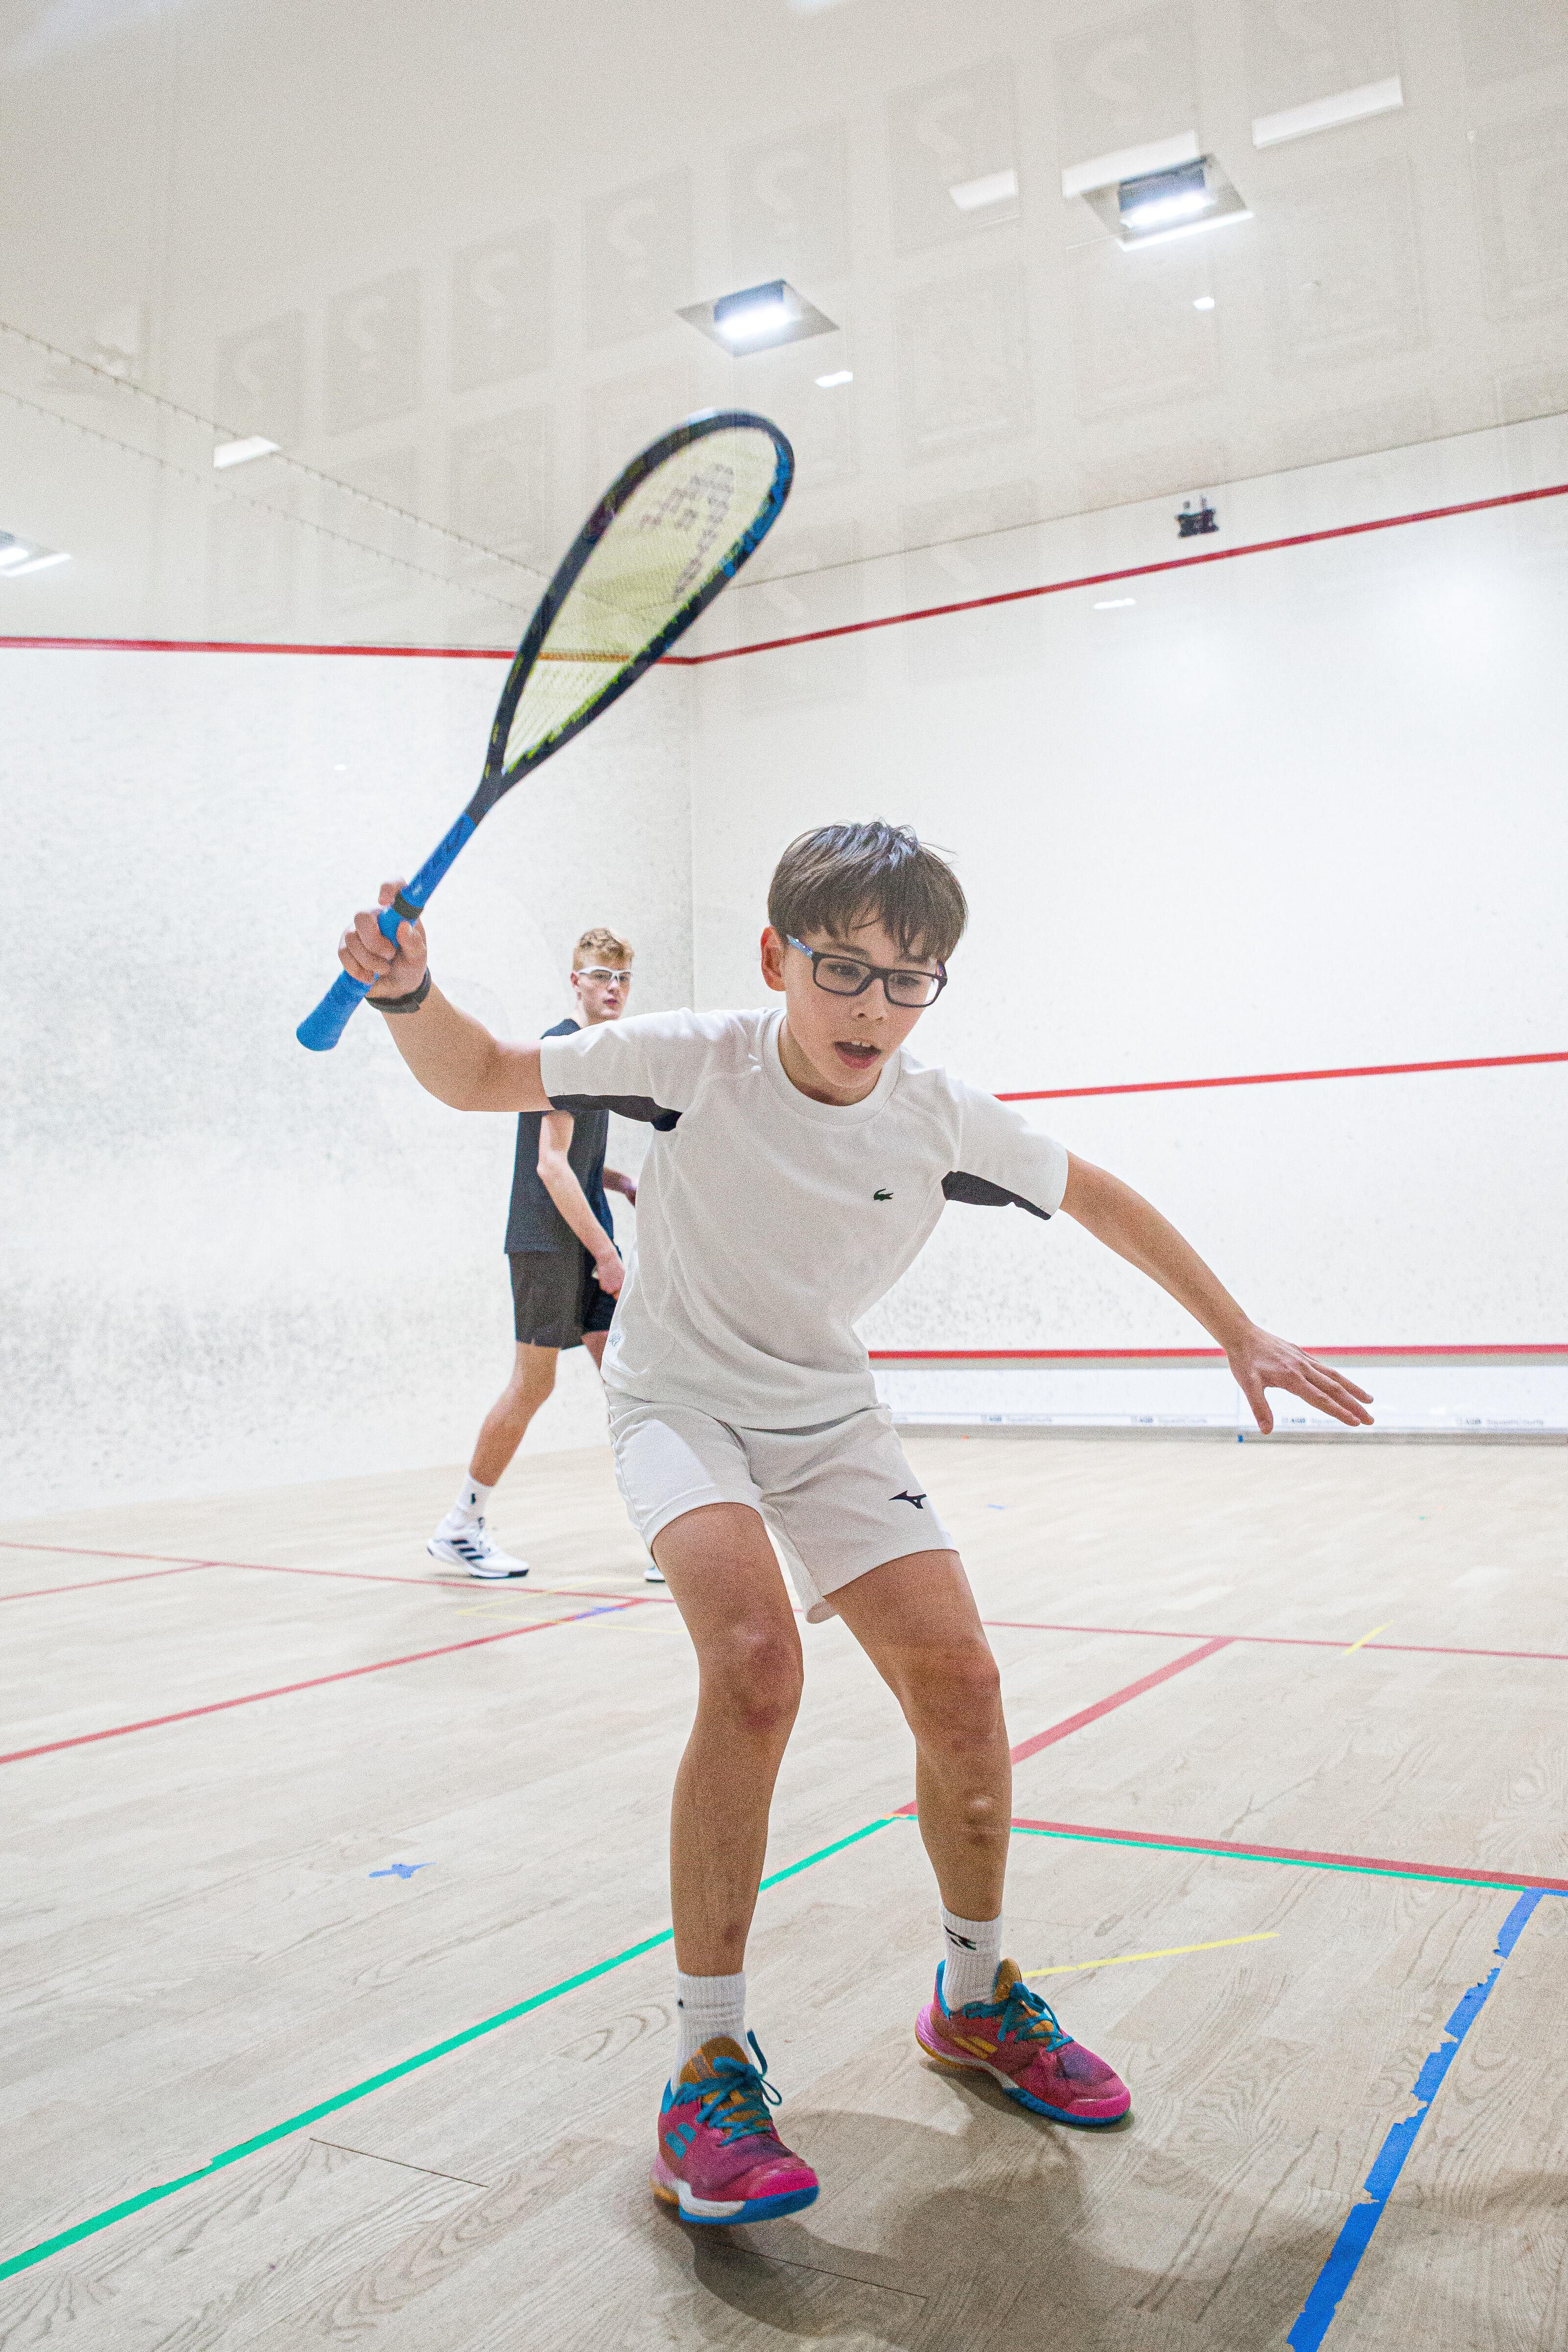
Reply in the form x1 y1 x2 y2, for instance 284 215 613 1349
10 480 1567 672
872 1343 1567 1360
0 1562 220 1603
0 1599 647 1767
1008 1815 1568 1896
983 1618 1568 1665
0 1538 649 1604
679 480 1568 663
0 634 514 660
892 1634 1230 1816
997 1048 1568 1102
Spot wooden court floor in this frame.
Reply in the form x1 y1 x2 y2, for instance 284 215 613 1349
2 1435 1565 2349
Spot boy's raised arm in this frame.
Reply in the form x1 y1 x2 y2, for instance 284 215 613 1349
1059 1153 1374 1434
337 880 551 1114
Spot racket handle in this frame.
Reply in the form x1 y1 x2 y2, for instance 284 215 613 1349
296 968 374 1052
297 812 473 1052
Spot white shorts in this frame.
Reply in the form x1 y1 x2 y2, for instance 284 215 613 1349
606 1394 954 1623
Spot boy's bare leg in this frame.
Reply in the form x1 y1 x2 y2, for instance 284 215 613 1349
830 1549 1010 1921
468 1343 561 1485
651 1503 804 1974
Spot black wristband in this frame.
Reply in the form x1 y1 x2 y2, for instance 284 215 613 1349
371 967 433 1015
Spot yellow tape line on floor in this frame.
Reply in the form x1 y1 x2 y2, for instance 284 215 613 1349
1026 1931 1278 1978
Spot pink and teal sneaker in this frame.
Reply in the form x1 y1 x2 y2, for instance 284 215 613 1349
652 2032 820 2225
916 1959 1131 2126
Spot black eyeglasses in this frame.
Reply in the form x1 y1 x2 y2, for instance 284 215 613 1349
787 935 947 1009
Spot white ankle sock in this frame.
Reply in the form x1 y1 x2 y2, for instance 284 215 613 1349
452 1475 493 1521
939 1906 1002 2011
675 1970 747 2073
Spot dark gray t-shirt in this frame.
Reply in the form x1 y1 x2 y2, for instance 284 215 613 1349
505 1018 612 1255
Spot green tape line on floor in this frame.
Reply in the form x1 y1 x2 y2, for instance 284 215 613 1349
0 1816 897 2282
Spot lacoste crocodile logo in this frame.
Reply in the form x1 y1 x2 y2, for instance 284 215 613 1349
874 1188 893 1200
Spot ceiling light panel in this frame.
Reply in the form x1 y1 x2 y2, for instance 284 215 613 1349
679 279 837 352
0 530 70 576
1252 76 1404 148
1072 153 1251 251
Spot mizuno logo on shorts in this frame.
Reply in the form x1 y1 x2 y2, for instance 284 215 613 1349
892 1490 927 1509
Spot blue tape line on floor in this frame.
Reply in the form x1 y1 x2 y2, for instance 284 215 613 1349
1286 1888 1545 2349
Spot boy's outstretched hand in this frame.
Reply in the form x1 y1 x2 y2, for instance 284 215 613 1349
1058 1155 1375 1434
339 879 428 999
1225 1327 1373 1435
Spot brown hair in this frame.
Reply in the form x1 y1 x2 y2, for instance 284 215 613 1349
572 926 634 970
767 822 967 965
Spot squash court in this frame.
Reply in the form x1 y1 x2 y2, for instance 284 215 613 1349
4 1432 1566 2346
5 0 1568 2344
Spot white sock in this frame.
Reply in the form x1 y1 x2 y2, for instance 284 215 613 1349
939 1906 1002 2011
675 1970 747 2073
452 1475 493 1522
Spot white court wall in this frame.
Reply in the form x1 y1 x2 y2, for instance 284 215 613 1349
2 649 692 1515
688 416 1568 1416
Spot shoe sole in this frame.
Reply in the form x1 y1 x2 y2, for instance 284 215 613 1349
914 2024 1130 2128
651 2171 818 2225
425 1540 528 1580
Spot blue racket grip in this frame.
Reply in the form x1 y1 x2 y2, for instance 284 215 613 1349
296 968 374 1052
295 812 475 1052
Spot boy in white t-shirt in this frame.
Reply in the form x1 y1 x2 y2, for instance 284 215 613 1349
338 821 1373 2229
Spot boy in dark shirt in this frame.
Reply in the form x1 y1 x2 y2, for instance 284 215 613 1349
427 927 646 1580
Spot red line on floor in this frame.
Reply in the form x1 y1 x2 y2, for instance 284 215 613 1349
872 1342 1567 1360
891 1635 1231 1816
996 1048 1568 1103
0 1539 652 1605
0 634 514 659
981 1619 1568 1664
1008 1815 1568 1895
0 1598 648 1767
0 1562 219 1603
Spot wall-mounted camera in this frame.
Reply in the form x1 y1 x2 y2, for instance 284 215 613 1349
1177 497 1218 538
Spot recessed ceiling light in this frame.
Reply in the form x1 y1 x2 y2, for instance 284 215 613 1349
949 167 1018 213
6 550 71 574
679 279 837 353
1193 295 1216 310
714 282 796 344
1070 151 1251 251
1094 597 1135 609
815 369 853 389
213 435 280 469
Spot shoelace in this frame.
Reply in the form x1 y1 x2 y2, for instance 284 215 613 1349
693 2032 784 2144
991 1979 1070 2054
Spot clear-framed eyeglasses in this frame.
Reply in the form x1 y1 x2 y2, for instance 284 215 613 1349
578 967 632 986
787 936 947 1009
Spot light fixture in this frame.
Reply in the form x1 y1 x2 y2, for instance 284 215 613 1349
714 281 795 344
1194 295 1216 310
679 279 837 353
213 435 280 469
949 167 1018 213
1253 76 1403 149
1065 145 1251 252
1121 161 1214 234
815 368 853 389
1094 597 1135 609
0 531 70 576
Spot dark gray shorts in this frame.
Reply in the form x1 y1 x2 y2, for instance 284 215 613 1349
508 1248 617 1351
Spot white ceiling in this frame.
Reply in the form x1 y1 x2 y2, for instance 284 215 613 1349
2 0 1566 644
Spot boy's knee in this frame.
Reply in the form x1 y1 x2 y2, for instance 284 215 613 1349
906 1642 1003 1747
707 1623 803 1735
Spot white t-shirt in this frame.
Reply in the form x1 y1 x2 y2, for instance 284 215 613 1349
539 1006 1069 1428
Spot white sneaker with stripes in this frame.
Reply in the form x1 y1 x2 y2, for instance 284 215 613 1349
427 1516 529 1580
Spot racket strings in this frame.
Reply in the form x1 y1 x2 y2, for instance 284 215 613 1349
500 427 781 772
